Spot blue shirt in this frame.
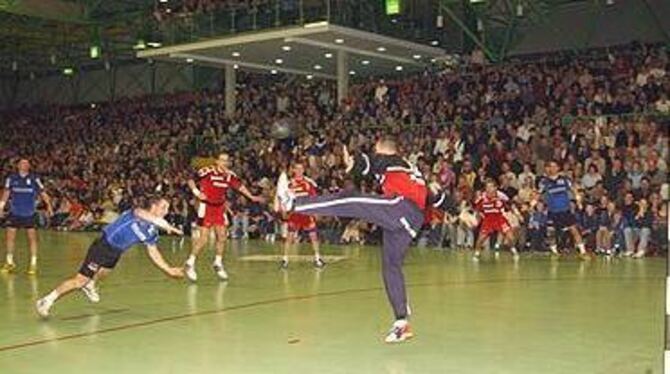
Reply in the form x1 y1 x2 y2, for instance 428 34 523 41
102 210 159 252
4 173 43 217
539 175 573 213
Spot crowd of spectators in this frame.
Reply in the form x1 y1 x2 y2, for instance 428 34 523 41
0 42 668 256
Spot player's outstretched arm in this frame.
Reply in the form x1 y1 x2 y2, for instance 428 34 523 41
133 209 184 236
146 244 184 278
238 185 265 204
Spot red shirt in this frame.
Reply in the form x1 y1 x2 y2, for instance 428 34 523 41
197 166 241 205
474 191 509 218
289 176 317 198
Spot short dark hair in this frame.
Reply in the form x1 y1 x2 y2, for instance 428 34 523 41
141 195 167 210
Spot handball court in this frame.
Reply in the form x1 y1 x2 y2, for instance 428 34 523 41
0 230 663 374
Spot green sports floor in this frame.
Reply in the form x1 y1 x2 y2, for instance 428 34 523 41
0 230 664 374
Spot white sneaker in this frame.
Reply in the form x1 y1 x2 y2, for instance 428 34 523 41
384 320 414 343
81 282 100 303
511 247 519 260
35 298 52 318
550 246 559 255
184 263 198 282
472 251 481 262
632 250 645 259
213 264 229 281
276 172 294 212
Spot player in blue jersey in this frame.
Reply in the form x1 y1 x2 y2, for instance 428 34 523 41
35 196 184 318
538 161 587 257
0 159 53 275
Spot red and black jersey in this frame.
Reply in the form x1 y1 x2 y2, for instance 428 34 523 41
195 166 242 205
351 153 428 210
474 191 510 217
289 176 318 198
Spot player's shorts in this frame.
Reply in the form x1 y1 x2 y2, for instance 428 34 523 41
5 214 36 229
548 211 577 230
287 213 317 233
78 236 122 278
197 202 229 228
479 214 511 237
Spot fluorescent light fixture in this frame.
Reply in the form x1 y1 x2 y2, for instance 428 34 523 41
304 21 328 28
324 53 333 58
186 58 194 63
234 64 239 69
275 58 283 64
395 65 403 71
63 67 74 75
334 38 344 44
377 46 387 52
430 40 439 46
271 69 278 75
281 45 292 51
232 51 241 57
349 70 356 75
413 54 422 60
314 64 322 70
306 74 314 80
361 60 370 65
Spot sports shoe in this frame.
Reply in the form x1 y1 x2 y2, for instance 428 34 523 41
213 264 229 281
26 263 37 275
510 247 520 260
314 258 326 268
472 251 481 262
184 263 198 282
279 259 289 269
276 172 295 212
384 320 414 343
35 298 53 318
1 263 16 274
549 246 560 256
632 250 645 259
81 282 100 303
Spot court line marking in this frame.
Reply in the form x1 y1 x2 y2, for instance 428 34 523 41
0 275 660 354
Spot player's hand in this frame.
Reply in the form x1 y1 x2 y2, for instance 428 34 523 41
167 267 184 278
170 227 184 236
342 145 354 171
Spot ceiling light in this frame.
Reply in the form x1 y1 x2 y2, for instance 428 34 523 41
232 51 240 57
377 46 386 52
361 60 370 65
349 70 356 75
234 64 239 69
306 74 314 80
413 54 422 60
159 0 168 3
275 58 283 64
314 64 322 70
186 58 194 63
324 53 333 59
395 65 403 71
281 45 291 51
334 38 344 44
430 40 439 46
271 69 278 75
430 58 437 63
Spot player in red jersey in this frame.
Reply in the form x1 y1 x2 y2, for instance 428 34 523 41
473 180 519 261
184 153 264 282
280 162 324 269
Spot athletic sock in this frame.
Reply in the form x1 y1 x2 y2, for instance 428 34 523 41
44 290 59 304
85 280 96 289
213 255 223 267
186 255 196 267
393 319 408 328
282 255 289 263
6 253 14 265
30 256 37 266
577 243 586 253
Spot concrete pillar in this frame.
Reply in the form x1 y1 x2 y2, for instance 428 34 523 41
224 64 236 118
336 50 349 106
